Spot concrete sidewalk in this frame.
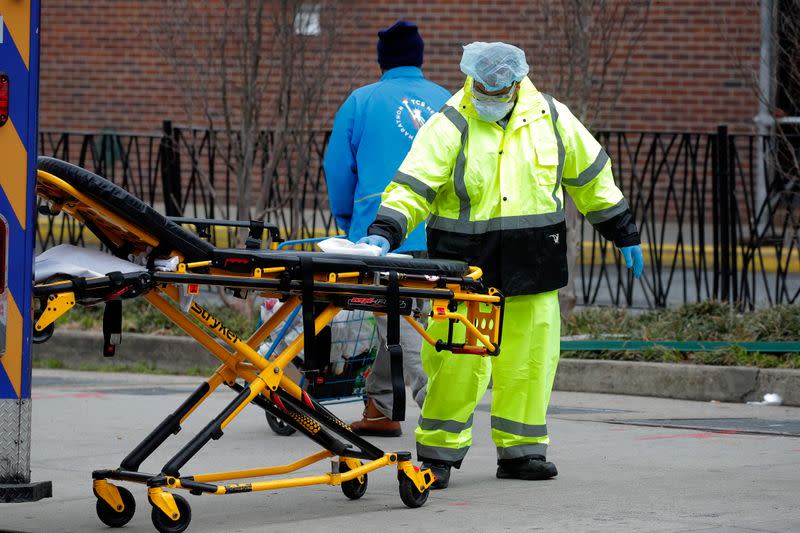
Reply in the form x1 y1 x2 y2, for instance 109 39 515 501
34 331 800 406
2 369 799 532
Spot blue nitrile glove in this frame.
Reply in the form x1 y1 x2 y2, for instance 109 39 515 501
620 245 644 279
357 235 390 256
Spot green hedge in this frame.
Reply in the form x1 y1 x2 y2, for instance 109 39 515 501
562 301 800 368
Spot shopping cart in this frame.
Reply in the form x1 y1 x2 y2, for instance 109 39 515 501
261 238 380 436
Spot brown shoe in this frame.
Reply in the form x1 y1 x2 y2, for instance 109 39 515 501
350 398 401 437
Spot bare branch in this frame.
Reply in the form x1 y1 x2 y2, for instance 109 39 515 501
531 0 652 318
536 0 651 128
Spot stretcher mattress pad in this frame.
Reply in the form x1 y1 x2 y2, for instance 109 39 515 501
214 249 468 276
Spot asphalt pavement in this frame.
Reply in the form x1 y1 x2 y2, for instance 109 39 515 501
2 369 799 533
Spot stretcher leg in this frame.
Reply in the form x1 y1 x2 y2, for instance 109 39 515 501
91 367 232 527
161 382 262 477
229 383 353 457
273 388 384 460
120 372 227 471
91 291 435 527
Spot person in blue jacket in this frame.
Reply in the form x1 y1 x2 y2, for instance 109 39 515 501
323 20 450 437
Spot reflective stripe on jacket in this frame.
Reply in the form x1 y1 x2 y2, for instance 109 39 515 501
368 76 639 295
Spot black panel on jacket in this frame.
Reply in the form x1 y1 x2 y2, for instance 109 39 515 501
592 208 641 248
426 221 569 297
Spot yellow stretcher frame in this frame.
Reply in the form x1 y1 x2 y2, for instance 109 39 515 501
33 166 504 533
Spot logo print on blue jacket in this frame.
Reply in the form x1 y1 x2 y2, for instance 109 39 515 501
395 98 436 140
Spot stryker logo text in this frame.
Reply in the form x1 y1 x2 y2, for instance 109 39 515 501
191 302 241 343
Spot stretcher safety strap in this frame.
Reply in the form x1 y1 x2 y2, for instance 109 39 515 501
386 271 405 421
300 256 317 371
103 299 122 357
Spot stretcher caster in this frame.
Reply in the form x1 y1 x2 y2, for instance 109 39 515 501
150 493 191 533
398 474 430 508
32 321 54 344
265 412 297 436
339 461 368 500
94 485 136 528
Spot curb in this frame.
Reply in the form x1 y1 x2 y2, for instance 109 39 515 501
35 331 800 406
554 359 800 406
33 330 220 373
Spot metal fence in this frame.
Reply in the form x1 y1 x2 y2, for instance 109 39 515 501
37 124 799 309
37 122 338 249
163 124 338 240
581 127 799 309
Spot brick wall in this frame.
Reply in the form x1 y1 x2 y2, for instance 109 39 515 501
39 0 761 134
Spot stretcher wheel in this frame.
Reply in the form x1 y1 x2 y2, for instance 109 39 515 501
398 475 429 508
150 493 191 533
339 461 368 500
32 322 54 344
265 412 297 436
95 485 136 527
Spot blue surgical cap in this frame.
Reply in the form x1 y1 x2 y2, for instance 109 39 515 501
460 42 529 92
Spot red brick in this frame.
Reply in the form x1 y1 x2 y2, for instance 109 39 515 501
39 0 762 134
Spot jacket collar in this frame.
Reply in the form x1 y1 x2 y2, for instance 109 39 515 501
458 76 550 126
380 66 425 80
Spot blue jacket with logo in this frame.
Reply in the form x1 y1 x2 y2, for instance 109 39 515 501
323 66 450 252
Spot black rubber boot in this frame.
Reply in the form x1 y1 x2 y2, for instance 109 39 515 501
420 462 451 489
496 455 558 480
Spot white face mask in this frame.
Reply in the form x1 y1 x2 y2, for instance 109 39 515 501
471 97 515 122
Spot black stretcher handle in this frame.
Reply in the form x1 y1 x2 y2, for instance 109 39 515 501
169 217 283 248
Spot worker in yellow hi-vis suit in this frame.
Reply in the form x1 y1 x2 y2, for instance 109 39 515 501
359 42 644 489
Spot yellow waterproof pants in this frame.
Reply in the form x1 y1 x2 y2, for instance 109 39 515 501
415 291 560 465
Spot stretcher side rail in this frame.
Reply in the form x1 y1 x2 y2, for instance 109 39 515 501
33 271 477 307
168 216 283 250
33 269 504 356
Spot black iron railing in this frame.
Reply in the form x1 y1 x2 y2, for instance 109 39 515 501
582 128 799 309
37 129 164 249
37 124 799 309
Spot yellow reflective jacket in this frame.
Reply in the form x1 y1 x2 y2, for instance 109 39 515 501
368 77 640 296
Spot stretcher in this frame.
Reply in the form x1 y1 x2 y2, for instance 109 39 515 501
32 156 505 532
